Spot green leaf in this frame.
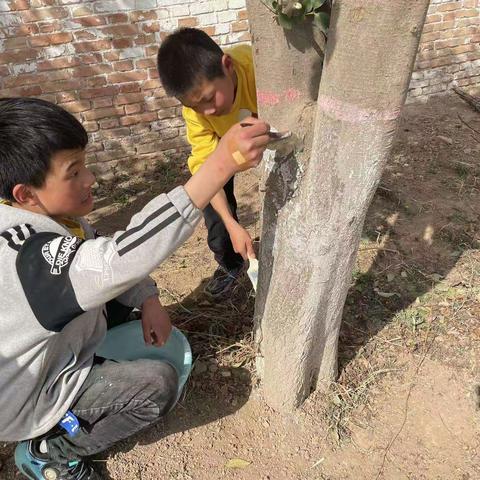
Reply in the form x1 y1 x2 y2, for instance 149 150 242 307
277 12 294 30
307 0 327 11
313 11 330 32
225 458 251 469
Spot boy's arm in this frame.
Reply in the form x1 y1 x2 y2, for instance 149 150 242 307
185 109 254 259
80 219 159 308
16 119 269 331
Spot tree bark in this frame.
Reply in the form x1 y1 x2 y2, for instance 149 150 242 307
247 0 430 411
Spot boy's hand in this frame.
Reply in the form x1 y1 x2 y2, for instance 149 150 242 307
226 221 255 260
219 117 270 172
141 296 172 347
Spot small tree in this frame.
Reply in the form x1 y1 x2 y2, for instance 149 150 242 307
246 0 430 411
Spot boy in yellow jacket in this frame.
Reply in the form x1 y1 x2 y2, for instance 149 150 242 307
157 28 257 297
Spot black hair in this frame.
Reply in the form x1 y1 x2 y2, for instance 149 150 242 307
157 27 225 97
0 97 88 202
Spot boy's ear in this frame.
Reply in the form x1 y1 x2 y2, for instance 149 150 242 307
222 54 234 75
12 184 39 206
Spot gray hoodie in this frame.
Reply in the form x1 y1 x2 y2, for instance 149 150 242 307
0 186 201 441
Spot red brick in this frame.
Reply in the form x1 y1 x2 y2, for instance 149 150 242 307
59 100 92 113
437 2 462 12
238 10 249 21
456 17 480 27
83 121 99 132
100 127 131 138
98 118 120 129
3 37 29 49
141 79 161 90
21 7 68 22
435 37 468 49
107 13 128 23
0 85 42 96
178 17 198 27
135 58 156 69
112 38 133 49
113 60 134 72
83 107 124 121
0 66 10 77
145 97 179 110
119 83 141 93
0 49 39 64
103 51 120 61
232 20 248 32
115 92 145 105
120 112 157 126
72 64 113 77
92 97 113 108
74 30 98 41
80 86 118 99
129 10 157 21
79 53 103 64
37 56 80 70
86 76 107 88
38 20 62 34
9 0 30 10
149 87 167 98
72 5 93 17
450 44 475 55
41 79 83 93
74 40 112 53
200 26 215 36
46 69 72 81
57 91 78 103
134 34 156 46
125 103 143 115
144 45 158 56
148 68 159 79
4 73 43 88
101 24 139 36
107 71 148 83
431 20 455 32
30 0 56 6
73 16 106 26
10 24 39 36
30 32 73 47
425 14 442 24
142 22 160 33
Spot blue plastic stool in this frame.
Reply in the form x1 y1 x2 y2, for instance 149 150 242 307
96 321 193 404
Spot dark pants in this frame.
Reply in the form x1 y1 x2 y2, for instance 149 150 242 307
34 301 178 464
203 176 244 271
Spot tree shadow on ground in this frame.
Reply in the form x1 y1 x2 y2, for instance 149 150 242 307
337 94 480 377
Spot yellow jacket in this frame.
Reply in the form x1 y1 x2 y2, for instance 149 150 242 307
183 44 257 174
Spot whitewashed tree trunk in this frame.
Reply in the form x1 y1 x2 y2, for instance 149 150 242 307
247 0 430 411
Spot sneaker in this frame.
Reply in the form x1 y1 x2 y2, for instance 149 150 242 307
15 440 100 480
204 264 244 298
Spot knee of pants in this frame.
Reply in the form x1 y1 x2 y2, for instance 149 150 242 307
137 360 179 414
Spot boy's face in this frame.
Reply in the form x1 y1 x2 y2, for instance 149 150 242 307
29 149 96 219
179 54 236 117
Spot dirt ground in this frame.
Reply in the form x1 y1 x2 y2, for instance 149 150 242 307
1 92 480 479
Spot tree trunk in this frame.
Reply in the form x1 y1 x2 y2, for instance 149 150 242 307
247 0 430 411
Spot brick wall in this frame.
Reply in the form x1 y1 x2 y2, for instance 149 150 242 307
0 0 478 177
409 0 480 101
0 0 250 178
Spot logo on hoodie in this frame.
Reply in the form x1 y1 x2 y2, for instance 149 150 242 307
42 236 81 275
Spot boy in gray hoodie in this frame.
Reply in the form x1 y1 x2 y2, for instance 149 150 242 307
0 97 269 480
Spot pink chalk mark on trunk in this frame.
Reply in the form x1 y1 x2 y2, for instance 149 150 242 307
257 88 302 106
257 91 281 106
317 94 400 123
